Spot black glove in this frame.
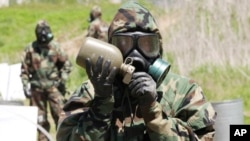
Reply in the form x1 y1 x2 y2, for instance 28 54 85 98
128 72 158 106
85 56 118 97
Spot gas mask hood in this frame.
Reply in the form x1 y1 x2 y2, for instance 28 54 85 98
108 1 163 56
107 1 171 86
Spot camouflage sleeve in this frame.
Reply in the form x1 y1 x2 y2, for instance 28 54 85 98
141 73 216 141
57 81 114 141
86 22 97 38
55 43 72 82
20 44 31 87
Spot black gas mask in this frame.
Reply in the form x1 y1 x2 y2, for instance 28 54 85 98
35 22 54 44
111 31 171 87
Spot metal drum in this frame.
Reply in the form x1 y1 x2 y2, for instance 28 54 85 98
212 99 244 141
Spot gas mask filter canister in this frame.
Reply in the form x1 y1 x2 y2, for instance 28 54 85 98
148 58 170 87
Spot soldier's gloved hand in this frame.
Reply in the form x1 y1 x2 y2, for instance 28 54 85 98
85 56 118 97
128 72 158 107
23 83 31 99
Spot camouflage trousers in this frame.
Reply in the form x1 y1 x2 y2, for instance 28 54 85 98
30 86 64 141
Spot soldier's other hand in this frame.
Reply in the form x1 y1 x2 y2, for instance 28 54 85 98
128 72 157 107
85 56 118 97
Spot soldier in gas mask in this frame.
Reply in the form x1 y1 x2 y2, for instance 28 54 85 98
57 1 216 141
20 20 72 141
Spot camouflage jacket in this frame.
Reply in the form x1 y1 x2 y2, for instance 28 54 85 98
20 40 72 89
56 72 216 141
86 18 109 42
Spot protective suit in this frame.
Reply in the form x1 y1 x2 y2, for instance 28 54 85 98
56 2 216 141
20 20 72 141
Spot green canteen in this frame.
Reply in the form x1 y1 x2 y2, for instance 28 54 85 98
76 37 135 84
76 37 123 69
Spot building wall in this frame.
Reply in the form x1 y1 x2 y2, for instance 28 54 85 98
0 0 9 7
0 0 27 7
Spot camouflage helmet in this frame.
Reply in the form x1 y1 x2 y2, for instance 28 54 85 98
89 5 102 21
108 1 163 56
35 20 54 44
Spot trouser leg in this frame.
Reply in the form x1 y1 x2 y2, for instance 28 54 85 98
31 89 50 141
47 87 64 130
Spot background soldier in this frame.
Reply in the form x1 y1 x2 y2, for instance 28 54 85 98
20 20 72 141
86 5 109 42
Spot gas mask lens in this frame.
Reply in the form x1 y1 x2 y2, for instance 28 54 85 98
111 35 133 56
138 35 160 57
111 32 160 57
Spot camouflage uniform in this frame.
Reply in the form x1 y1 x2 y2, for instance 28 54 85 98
57 2 216 141
20 20 72 141
86 5 109 42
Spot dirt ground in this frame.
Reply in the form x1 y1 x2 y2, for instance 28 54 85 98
59 34 86 59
